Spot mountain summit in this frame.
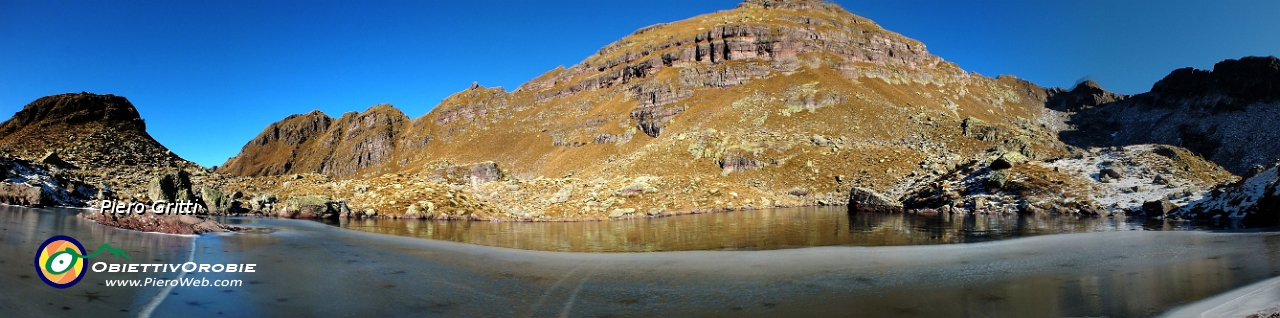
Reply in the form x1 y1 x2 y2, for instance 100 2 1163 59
0 92 189 168
213 0 1083 217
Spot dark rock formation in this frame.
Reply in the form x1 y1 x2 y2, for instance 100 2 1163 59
1045 80 1126 112
989 158 1013 170
1100 168 1123 179
847 187 903 213
1150 56 1280 106
40 151 76 169
1142 199 1178 216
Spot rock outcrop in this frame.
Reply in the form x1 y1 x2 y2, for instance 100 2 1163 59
431 161 503 184
1044 80 1126 112
847 187 903 213
1175 164 1280 225
200 186 233 214
0 181 46 206
0 93 201 207
82 212 245 235
0 156 98 207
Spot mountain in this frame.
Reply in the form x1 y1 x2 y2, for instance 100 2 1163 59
1061 56 1280 174
0 92 189 168
0 92 205 207
218 105 409 176
3 0 1269 222
208 0 1261 220
223 0 1069 202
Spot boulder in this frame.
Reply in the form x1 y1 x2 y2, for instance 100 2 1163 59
403 204 423 219
1100 168 1124 179
249 193 277 212
40 151 76 169
847 187 903 213
148 170 193 203
1142 199 1179 215
200 187 232 214
609 208 636 218
989 158 1013 170
283 195 341 219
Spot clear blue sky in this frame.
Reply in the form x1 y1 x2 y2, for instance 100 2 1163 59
2 0 1278 167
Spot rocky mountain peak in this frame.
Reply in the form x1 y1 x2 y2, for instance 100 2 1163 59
219 104 409 178
1045 80 1125 112
0 92 191 169
0 92 145 136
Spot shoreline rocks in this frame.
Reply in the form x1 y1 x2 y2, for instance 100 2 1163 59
82 211 246 235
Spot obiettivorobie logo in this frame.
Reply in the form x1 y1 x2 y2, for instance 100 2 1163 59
35 235 131 288
35 235 257 289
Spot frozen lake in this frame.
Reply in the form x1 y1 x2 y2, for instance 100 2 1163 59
1 205 1277 317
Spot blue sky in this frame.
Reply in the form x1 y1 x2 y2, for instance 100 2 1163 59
2 0 1278 168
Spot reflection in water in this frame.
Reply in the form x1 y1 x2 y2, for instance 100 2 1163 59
0 205 195 317
324 206 1216 252
2 205 1278 317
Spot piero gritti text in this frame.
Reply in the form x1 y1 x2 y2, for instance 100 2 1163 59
98 199 204 215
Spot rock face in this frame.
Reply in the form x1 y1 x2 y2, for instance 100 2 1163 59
847 187 903 213
1062 56 1280 174
218 105 409 178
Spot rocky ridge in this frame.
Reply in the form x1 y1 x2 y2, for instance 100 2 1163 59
218 105 409 177
1062 56 1280 175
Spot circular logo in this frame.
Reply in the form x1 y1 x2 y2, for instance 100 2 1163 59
35 235 87 289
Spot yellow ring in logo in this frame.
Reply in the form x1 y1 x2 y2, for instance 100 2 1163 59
35 235 87 289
